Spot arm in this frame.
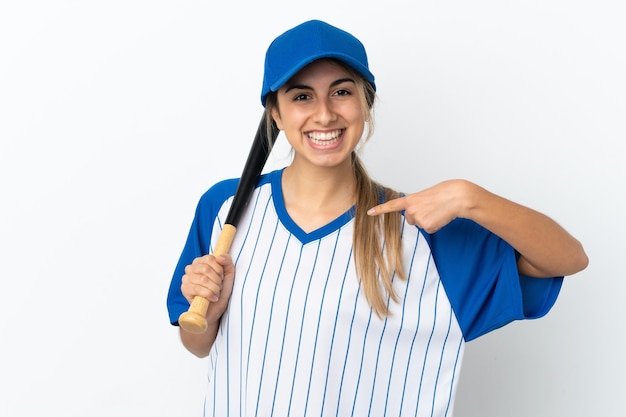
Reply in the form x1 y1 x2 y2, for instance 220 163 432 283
178 254 236 357
180 323 220 358
368 180 588 278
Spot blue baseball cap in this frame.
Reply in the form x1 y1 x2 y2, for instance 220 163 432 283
261 20 376 107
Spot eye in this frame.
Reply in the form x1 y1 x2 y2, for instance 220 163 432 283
293 93 311 101
333 88 352 97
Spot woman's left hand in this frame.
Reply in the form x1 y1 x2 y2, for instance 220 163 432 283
368 179 472 234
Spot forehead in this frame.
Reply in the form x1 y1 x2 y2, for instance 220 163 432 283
285 59 353 86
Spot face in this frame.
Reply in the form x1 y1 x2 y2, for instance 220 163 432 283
271 59 367 170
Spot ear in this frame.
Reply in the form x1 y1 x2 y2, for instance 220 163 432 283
271 108 283 130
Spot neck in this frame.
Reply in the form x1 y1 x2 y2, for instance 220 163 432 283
282 161 356 208
281 160 357 232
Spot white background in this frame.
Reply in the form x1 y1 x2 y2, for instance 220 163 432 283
1 1 624 416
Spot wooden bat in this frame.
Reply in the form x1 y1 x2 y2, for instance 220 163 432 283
177 115 279 334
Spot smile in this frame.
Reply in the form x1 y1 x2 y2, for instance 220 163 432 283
307 129 344 146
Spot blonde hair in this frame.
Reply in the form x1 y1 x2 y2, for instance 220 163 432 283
264 59 406 317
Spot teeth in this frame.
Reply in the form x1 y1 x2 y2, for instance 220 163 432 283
307 130 342 145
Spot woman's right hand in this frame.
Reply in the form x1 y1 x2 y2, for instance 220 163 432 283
181 254 236 325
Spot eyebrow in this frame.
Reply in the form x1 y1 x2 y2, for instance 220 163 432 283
284 77 355 93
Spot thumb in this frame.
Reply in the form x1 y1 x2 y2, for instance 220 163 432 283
216 254 235 275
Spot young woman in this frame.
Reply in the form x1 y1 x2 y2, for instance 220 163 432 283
167 19 588 417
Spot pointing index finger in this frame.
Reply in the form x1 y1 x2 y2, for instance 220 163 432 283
367 196 407 216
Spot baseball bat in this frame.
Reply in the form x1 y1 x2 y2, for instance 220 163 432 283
177 114 279 334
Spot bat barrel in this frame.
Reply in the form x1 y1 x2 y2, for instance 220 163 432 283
225 116 276 226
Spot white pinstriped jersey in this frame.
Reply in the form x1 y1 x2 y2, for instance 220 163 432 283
167 169 563 417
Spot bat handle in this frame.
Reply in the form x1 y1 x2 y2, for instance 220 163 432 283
178 224 236 334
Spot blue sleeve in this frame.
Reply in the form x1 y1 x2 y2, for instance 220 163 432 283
166 178 239 325
424 218 563 342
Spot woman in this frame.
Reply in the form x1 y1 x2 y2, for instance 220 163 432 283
167 19 588 417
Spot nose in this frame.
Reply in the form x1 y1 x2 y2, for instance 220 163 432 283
313 97 337 125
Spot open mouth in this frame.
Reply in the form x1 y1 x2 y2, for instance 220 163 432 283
307 129 344 146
